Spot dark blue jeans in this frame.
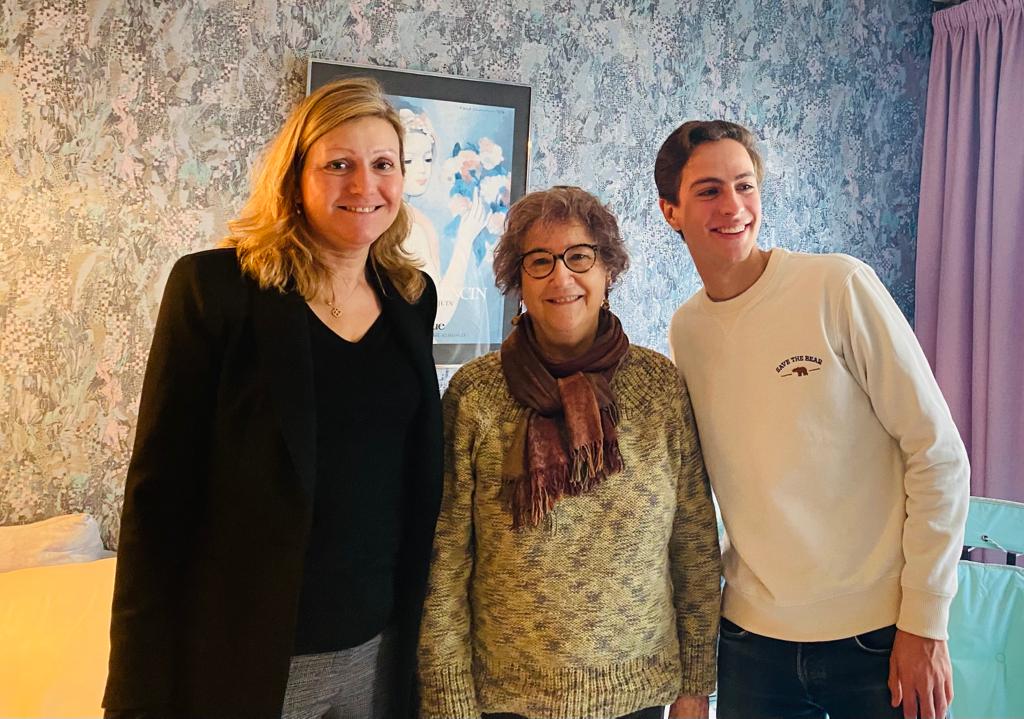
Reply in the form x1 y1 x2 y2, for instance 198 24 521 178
717 618 903 719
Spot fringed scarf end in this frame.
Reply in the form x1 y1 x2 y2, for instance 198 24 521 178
504 466 571 529
569 440 605 489
604 439 624 475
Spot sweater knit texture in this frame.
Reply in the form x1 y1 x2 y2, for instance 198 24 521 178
669 248 969 642
417 346 721 719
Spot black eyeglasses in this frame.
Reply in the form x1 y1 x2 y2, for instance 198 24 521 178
519 244 599 279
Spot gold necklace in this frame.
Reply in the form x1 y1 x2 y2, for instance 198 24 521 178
326 287 343 318
325 277 360 319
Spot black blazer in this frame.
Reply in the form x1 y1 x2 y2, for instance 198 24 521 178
103 248 442 718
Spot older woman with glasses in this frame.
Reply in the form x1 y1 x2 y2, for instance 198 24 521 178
416 186 722 719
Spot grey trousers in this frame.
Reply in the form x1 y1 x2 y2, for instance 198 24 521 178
281 629 395 719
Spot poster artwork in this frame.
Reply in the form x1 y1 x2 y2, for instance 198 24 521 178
394 95 515 351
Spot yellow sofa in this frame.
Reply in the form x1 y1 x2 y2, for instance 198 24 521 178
0 513 116 719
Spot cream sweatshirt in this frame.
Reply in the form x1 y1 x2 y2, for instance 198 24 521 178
669 248 969 641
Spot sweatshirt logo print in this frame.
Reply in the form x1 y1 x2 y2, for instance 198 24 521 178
776 354 823 378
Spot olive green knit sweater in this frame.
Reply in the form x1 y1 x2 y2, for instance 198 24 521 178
417 346 721 719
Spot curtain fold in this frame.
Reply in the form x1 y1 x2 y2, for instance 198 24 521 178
915 0 1024 502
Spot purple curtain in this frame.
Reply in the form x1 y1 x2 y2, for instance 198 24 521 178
915 0 1024 503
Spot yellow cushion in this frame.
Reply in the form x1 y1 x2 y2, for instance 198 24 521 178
0 557 115 718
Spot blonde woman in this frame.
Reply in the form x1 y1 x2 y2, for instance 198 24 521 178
103 78 442 719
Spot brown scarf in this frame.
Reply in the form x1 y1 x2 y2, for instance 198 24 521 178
499 309 630 528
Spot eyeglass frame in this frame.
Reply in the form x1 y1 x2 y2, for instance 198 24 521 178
517 243 601 279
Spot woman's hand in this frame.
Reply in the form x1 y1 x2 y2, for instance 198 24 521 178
455 187 489 246
668 694 709 719
434 187 490 328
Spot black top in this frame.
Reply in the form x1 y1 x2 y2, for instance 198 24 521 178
293 306 422 654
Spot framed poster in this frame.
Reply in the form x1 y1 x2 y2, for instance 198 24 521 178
308 60 532 367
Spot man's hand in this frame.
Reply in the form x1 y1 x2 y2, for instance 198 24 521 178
668 694 708 719
888 629 953 719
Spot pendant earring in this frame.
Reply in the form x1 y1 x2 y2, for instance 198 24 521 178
602 288 610 311
510 299 524 326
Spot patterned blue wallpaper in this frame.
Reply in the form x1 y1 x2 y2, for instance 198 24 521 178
0 0 933 543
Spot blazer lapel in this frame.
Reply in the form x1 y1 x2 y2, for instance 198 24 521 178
251 286 317 500
375 272 438 399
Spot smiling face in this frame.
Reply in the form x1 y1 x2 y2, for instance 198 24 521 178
298 116 404 253
519 221 608 361
659 138 762 280
403 130 433 197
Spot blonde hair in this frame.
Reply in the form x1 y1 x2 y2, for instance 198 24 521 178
222 77 425 303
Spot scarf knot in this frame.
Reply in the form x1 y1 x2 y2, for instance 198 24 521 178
500 310 629 529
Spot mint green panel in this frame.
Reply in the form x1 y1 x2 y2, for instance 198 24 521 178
963 497 1024 555
949 561 1024 718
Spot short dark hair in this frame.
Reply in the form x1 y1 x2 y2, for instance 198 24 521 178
654 120 765 205
492 186 630 297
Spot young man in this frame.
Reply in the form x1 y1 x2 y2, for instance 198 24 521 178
655 120 969 719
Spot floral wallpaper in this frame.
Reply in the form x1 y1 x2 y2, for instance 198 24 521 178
0 0 933 545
